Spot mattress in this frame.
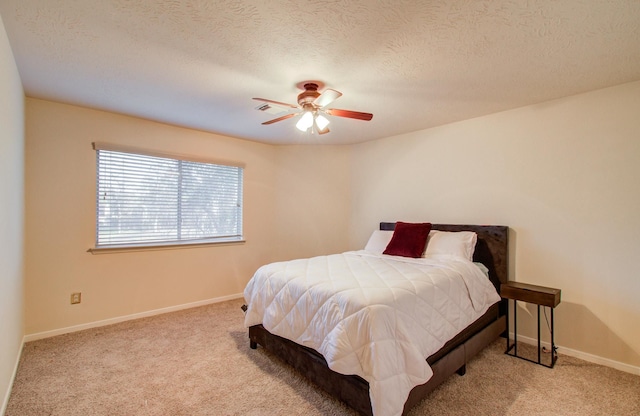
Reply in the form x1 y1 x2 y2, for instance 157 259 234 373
244 250 501 416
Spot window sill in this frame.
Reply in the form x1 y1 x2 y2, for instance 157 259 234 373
87 238 245 254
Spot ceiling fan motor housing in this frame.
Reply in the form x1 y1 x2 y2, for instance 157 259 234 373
297 83 321 108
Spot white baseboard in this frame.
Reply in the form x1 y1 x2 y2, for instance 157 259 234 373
510 333 640 376
2 338 24 416
23 293 244 343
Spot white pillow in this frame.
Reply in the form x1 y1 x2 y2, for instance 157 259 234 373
423 230 477 261
364 230 394 254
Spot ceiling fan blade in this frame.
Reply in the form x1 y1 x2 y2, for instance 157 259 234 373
253 97 299 109
262 113 297 125
326 108 373 121
314 89 342 108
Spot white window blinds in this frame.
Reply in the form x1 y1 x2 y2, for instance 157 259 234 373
95 145 243 248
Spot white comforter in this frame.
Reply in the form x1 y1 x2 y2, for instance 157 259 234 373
243 251 501 416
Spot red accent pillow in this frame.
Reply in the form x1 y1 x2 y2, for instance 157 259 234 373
383 222 432 258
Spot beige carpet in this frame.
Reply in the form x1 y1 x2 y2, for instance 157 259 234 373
6 299 640 416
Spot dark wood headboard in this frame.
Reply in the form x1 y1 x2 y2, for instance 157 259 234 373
379 223 509 292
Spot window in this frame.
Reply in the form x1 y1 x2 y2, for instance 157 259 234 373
93 143 243 249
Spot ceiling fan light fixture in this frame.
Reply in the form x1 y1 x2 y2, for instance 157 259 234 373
296 111 314 131
315 113 330 130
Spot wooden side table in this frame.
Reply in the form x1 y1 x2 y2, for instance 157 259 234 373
500 281 561 368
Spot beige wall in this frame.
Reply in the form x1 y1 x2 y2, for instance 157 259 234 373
273 145 352 260
0 15 25 413
349 81 640 369
24 99 351 336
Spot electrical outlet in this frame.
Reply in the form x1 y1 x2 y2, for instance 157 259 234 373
70 292 81 304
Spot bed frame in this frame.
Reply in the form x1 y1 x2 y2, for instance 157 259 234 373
247 223 509 415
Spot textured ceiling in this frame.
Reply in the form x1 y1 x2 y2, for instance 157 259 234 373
1 0 640 145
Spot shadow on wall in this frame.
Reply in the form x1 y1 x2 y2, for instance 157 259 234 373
559 301 640 368
514 300 640 369
507 229 640 370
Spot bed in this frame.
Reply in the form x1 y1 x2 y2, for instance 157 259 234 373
243 223 508 416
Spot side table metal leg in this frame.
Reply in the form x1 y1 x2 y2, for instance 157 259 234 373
551 308 556 367
505 299 510 352
513 299 518 357
537 305 541 364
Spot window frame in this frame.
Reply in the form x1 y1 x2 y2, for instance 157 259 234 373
89 142 245 254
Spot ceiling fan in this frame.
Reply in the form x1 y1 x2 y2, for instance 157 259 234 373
253 81 373 135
